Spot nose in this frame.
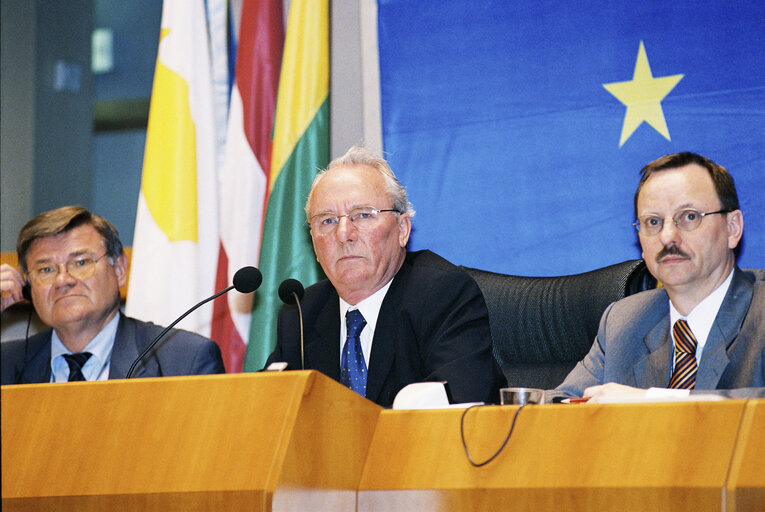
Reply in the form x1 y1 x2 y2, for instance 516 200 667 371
53 263 77 286
657 218 682 247
334 215 358 243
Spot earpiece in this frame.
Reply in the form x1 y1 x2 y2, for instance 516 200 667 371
22 281 32 301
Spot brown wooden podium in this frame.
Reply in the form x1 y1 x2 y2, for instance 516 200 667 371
2 371 381 511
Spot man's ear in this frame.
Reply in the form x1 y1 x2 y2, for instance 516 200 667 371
114 253 129 287
726 209 743 249
398 213 412 247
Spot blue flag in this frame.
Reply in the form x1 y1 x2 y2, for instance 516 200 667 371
378 0 764 275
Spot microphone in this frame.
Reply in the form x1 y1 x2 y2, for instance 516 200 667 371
278 279 305 369
125 266 263 378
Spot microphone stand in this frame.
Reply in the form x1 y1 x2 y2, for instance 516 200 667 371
125 285 234 378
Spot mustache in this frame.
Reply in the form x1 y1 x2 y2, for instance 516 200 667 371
656 245 690 262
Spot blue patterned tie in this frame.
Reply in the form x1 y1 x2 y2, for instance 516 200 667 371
63 352 92 382
340 309 368 396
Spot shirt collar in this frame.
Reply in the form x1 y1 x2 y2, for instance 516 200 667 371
339 279 394 334
669 268 734 351
51 313 120 381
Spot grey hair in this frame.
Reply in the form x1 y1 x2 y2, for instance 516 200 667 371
305 145 416 220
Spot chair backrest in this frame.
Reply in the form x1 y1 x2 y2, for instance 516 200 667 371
462 260 655 389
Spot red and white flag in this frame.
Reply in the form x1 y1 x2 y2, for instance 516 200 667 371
211 0 285 371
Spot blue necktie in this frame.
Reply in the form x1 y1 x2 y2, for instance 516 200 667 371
341 309 368 396
63 352 92 381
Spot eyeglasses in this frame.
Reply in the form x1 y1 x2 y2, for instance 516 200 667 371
633 209 731 236
309 207 400 235
28 253 110 285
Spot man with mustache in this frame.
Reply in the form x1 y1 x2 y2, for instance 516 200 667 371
264 146 506 407
553 152 764 401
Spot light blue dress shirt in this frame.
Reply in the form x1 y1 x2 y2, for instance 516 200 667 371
50 313 119 382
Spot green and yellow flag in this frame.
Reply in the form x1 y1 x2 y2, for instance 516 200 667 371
244 0 329 371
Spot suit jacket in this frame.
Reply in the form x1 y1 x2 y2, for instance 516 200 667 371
554 267 765 399
1 312 225 384
266 250 506 407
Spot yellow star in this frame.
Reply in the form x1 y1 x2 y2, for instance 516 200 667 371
603 41 684 147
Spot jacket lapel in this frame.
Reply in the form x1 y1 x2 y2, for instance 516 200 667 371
20 331 54 384
308 296 341 380
365 258 412 403
109 314 157 379
365 310 396 404
634 315 673 387
632 291 673 387
696 268 753 388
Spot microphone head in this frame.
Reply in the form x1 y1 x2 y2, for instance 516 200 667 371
278 278 305 305
233 266 263 293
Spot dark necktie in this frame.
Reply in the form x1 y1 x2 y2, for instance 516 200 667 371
340 309 368 396
668 320 698 389
63 352 93 382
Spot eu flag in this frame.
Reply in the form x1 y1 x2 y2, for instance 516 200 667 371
378 0 764 275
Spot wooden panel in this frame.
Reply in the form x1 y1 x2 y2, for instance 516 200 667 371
272 370 381 511
359 401 747 512
727 399 765 512
1 371 380 512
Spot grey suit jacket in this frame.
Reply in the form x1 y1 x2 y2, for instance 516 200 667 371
1 312 225 384
553 267 765 399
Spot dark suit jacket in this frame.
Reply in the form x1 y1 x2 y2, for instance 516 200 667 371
554 267 765 399
1 312 225 384
266 250 506 407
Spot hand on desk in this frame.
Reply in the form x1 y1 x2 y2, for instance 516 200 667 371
1 264 26 313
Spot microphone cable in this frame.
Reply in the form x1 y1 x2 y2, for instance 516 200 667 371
460 402 528 467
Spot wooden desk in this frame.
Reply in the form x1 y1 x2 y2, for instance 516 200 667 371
2 371 381 511
358 401 758 512
727 399 765 512
3 374 762 511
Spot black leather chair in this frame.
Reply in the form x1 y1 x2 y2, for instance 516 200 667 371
462 260 656 389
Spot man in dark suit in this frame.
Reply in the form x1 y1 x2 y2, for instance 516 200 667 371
554 153 764 402
1 206 224 384
265 146 505 407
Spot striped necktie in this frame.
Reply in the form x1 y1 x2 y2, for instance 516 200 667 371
340 309 368 396
63 352 93 382
668 320 698 389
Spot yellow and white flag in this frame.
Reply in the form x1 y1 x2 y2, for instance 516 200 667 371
126 0 220 335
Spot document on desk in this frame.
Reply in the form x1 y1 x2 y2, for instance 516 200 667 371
595 388 727 404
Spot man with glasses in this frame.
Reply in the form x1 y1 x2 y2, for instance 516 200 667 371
553 152 764 401
265 146 505 407
1 206 224 383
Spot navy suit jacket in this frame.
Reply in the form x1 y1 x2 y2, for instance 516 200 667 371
265 250 506 407
1 312 225 384
554 267 765 399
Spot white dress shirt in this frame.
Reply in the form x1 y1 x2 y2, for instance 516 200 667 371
338 279 394 367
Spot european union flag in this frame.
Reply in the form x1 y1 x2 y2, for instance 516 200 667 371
378 0 764 275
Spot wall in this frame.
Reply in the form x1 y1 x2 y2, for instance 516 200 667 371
1 0 36 251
